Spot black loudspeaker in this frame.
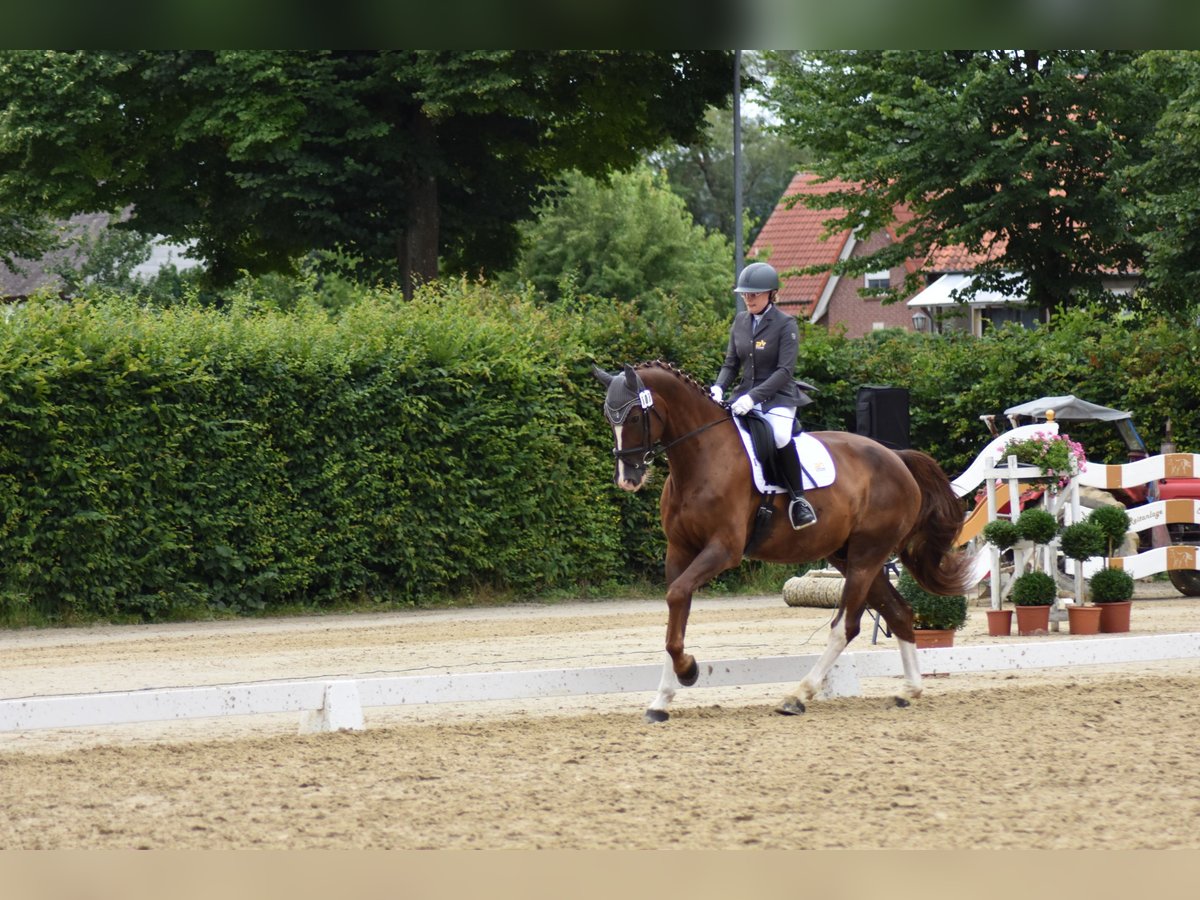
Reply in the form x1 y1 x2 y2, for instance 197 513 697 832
856 385 910 451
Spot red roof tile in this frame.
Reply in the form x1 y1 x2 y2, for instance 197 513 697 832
748 172 857 318
926 233 1006 271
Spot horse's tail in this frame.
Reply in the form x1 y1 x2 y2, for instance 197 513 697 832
896 449 974 597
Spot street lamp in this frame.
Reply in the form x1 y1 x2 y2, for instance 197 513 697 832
911 308 931 333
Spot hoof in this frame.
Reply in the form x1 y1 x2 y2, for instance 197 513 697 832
677 658 699 687
644 709 669 724
775 697 806 716
892 696 911 708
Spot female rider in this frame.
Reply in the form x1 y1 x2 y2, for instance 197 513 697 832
709 262 817 530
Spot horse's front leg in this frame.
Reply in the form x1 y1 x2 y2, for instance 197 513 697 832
777 562 874 715
645 540 735 723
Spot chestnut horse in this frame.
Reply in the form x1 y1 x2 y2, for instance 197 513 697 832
594 361 972 722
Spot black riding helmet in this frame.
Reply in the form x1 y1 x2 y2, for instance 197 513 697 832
733 261 779 294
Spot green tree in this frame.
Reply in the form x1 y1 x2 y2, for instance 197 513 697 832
1125 50 1200 320
503 165 735 316
652 106 805 247
0 50 733 295
0 211 54 272
767 51 1164 316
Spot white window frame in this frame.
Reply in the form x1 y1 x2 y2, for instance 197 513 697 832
864 269 890 290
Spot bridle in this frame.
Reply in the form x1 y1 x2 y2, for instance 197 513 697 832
604 383 731 469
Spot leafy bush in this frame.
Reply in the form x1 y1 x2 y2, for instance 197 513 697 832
1058 521 1106 561
1015 508 1059 544
897 567 968 630
0 285 629 620
981 519 1021 550
1089 567 1135 602
1010 571 1057 606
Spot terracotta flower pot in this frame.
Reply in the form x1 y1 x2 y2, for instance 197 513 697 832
986 609 1013 636
1015 604 1051 636
913 628 955 649
1067 604 1102 635
1098 600 1133 633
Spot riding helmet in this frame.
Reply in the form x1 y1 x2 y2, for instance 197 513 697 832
734 262 780 294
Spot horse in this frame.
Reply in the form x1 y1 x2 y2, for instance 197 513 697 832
593 361 973 722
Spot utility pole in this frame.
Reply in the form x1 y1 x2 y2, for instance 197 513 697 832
733 49 745 313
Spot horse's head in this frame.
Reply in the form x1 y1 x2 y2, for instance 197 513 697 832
592 364 661 492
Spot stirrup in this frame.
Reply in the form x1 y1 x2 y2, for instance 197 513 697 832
788 497 817 530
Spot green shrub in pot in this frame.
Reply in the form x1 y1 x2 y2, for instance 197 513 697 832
981 519 1020 551
897 568 968 631
1015 508 1059 545
1058 521 1106 562
1088 567 1135 603
1009 570 1057 606
1088 505 1132 557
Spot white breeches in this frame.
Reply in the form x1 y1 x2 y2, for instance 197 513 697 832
752 403 796 449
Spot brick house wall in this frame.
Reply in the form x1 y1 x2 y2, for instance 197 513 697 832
821 229 919 337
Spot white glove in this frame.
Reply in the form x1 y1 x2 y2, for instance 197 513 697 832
730 395 754 416
709 385 724 403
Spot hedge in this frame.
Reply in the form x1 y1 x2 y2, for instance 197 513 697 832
0 286 630 620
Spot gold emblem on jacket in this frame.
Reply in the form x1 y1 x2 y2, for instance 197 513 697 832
755 340 766 349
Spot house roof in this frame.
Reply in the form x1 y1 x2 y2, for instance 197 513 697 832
906 272 1027 308
1 212 200 300
749 172 932 319
0 213 108 300
747 172 857 319
753 171 1140 328
925 235 1004 272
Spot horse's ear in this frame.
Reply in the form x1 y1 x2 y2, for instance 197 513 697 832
622 364 638 391
591 365 615 387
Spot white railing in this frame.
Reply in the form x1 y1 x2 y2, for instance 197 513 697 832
4 635 1199 735
964 449 1200 605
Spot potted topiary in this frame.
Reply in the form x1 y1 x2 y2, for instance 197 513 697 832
897 568 968 649
1015 508 1059 545
981 519 1020 551
980 519 1021 635
1085 505 1135 633
1088 505 1132 557
1009 570 1057 635
1089 567 1135 633
1058 521 1106 634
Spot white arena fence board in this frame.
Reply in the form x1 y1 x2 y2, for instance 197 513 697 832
2 633 1198 735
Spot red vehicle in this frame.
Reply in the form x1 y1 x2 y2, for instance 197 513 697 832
993 396 1200 596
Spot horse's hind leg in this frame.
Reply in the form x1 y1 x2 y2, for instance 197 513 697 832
785 567 924 710
645 656 681 723
777 562 875 715
872 576 923 704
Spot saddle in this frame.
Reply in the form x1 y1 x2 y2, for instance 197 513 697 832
740 410 813 555
740 410 799 488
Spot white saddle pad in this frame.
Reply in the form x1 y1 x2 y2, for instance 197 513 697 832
733 421 836 493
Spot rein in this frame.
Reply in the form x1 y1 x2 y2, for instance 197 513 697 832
613 406 733 466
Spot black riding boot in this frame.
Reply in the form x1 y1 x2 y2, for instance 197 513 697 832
776 441 817 530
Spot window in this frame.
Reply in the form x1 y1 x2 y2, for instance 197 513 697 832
983 305 1041 330
864 269 890 290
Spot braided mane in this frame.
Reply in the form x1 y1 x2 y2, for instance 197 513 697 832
634 359 710 399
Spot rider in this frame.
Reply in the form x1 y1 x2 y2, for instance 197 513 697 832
709 262 817 530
